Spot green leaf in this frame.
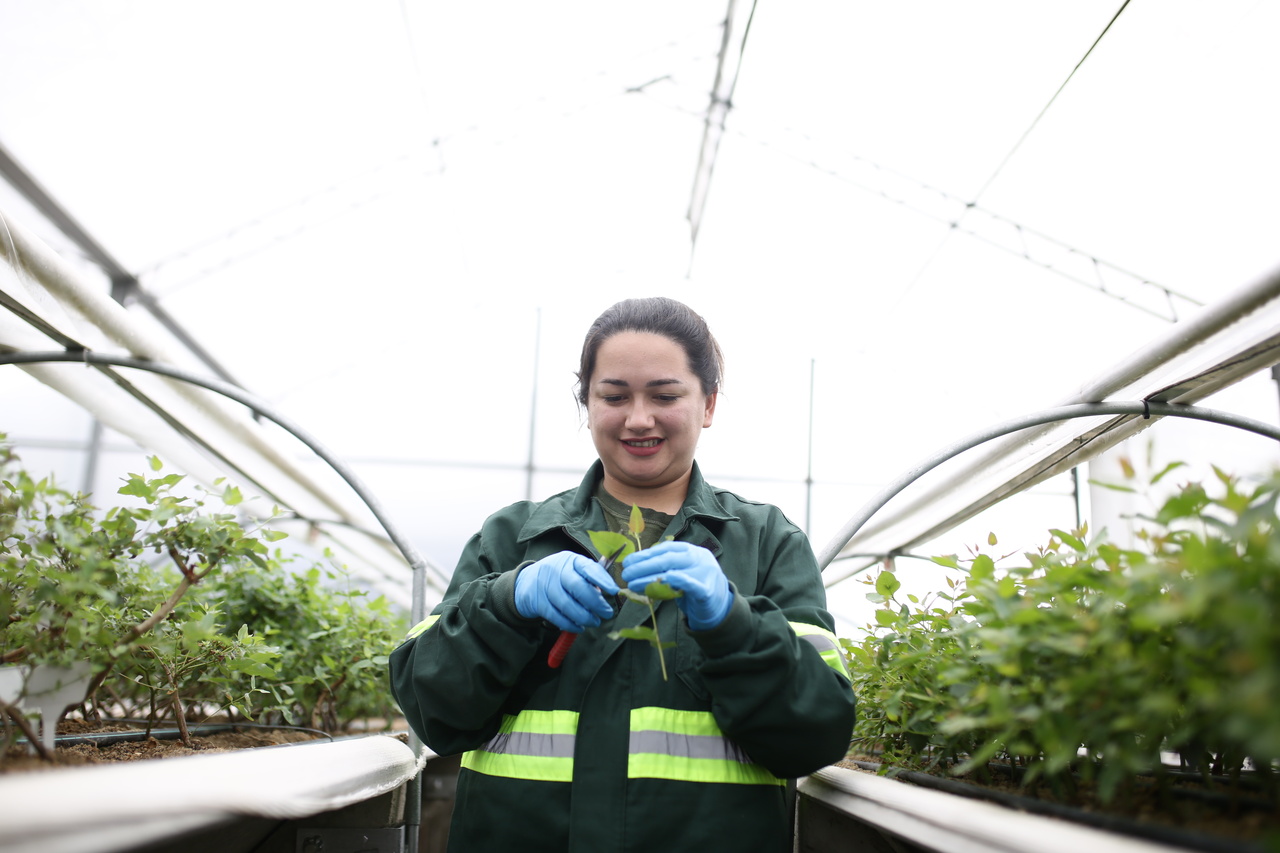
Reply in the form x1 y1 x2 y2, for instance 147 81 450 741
875 571 901 598
644 581 683 600
610 626 658 642
969 553 995 581
118 475 154 500
1149 461 1186 485
222 485 243 506
1087 478 1136 494
149 455 163 472
628 503 645 539
587 530 634 563
1049 528 1084 551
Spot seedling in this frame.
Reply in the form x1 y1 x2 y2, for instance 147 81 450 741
587 504 681 681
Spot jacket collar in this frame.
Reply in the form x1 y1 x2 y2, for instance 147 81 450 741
517 460 738 555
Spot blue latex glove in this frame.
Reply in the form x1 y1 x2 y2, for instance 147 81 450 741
621 541 732 631
515 552 620 633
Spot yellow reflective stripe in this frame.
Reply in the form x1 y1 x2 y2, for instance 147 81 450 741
790 621 851 680
462 750 574 782
504 709 580 735
631 706 722 737
628 752 785 786
405 614 440 639
461 710 579 782
627 707 785 787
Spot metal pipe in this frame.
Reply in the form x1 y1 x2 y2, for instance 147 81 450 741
805 358 815 536
818 401 1280 580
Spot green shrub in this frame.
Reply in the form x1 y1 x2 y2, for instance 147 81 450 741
843 464 1279 808
1 439 406 747
207 557 406 731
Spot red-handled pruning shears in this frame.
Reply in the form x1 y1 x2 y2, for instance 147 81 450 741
547 544 626 669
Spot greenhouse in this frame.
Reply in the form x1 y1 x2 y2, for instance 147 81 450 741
2 2 1278 851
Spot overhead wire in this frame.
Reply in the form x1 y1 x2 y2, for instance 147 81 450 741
971 0 1134 204
635 72 1193 323
899 0 1135 302
722 122 1200 322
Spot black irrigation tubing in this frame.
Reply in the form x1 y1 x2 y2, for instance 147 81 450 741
14 721 337 748
13 725 233 747
112 718 336 742
818 400 1280 573
849 761 1267 853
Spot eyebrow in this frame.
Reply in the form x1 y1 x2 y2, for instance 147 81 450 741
597 378 685 388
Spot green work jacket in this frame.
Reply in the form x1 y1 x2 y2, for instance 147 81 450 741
390 462 856 853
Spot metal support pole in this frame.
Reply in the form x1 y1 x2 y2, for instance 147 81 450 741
805 358 816 536
526 308 541 502
1271 363 1280 423
1071 466 1082 531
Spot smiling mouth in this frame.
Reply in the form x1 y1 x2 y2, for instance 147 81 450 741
624 438 662 448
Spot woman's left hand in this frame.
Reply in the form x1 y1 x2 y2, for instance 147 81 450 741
621 541 732 631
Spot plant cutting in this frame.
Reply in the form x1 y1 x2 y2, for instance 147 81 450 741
840 463 1280 849
585 503 681 681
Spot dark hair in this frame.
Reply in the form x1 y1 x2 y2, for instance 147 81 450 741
575 297 724 406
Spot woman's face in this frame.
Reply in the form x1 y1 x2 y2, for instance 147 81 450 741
586 330 716 506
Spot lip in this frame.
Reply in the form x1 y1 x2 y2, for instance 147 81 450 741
620 437 664 457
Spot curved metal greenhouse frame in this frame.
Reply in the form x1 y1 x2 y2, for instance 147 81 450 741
818 400 1280 582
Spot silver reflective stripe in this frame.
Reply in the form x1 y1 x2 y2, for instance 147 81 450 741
483 730 576 758
628 730 753 764
799 631 838 654
462 711 579 781
627 707 785 785
790 621 852 679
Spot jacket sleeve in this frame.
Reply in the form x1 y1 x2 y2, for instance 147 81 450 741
388 511 550 756
694 522 857 779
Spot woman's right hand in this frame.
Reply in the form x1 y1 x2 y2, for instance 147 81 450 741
514 552 620 633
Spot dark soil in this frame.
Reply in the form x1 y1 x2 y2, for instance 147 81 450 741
837 756 1279 851
0 717 330 775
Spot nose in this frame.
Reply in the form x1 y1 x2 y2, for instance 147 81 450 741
624 399 655 431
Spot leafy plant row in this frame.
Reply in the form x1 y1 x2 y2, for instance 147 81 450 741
1 439 406 755
842 462 1279 817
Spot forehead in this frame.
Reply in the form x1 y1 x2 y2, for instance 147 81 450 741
593 331 693 379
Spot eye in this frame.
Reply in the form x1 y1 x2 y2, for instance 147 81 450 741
600 394 627 404
654 394 680 403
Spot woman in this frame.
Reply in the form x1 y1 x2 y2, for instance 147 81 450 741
390 297 856 852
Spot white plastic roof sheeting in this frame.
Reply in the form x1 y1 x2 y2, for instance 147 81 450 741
820 263 1280 578
1 210 443 606
3 2 1280 629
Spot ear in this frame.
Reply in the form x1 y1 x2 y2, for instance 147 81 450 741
702 392 717 428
